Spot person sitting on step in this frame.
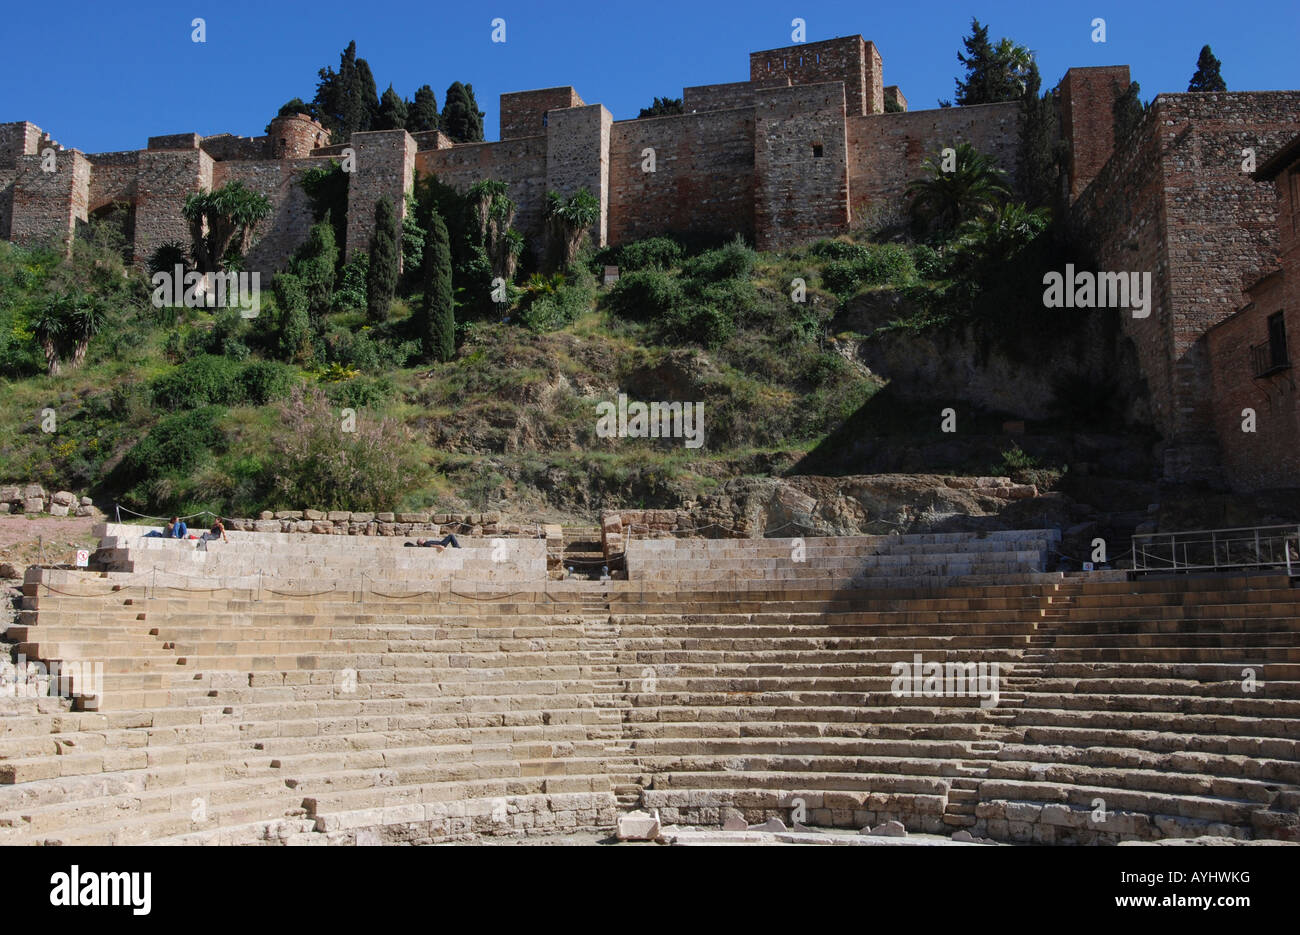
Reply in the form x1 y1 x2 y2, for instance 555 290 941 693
198 517 228 549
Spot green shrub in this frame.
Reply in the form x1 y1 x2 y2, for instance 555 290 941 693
325 375 394 408
618 237 683 271
912 244 948 280
663 304 735 349
681 236 755 282
821 243 917 297
693 278 759 320
238 360 295 405
119 406 225 488
607 269 683 322
150 354 244 409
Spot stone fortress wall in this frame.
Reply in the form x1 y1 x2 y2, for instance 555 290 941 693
2 33 1298 487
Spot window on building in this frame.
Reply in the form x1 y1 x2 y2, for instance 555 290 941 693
1268 311 1289 368
542 113 548 127
812 142 824 158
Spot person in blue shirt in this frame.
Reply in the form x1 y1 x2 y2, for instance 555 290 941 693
167 517 188 538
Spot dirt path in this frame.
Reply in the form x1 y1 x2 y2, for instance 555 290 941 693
0 513 102 578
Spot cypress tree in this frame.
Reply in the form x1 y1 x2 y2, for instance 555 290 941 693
292 217 337 324
375 85 409 131
407 85 440 132
418 208 455 362
1187 45 1227 92
441 82 486 143
366 196 400 322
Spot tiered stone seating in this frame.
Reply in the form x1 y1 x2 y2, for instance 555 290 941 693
624 530 1063 590
2 523 1297 845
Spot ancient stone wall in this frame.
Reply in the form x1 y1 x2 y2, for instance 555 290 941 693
1207 283 1299 491
147 133 201 151
200 134 267 161
9 149 90 249
344 129 417 261
750 36 879 116
1059 66 1130 201
0 121 42 167
417 135 548 256
1069 91 1300 483
216 158 325 272
607 110 755 246
86 151 140 214
501 87 583 141
266 113 329 158
546 104 612 247
133 148 212 270
754 82 849 249
682 77 789 113
847 101 1021 227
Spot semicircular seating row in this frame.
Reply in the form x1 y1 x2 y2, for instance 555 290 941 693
1 524 1296 845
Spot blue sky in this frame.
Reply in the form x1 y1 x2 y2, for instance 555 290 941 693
4 0 1297 154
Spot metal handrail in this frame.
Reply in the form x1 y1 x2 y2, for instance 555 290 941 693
1132 523 1300 575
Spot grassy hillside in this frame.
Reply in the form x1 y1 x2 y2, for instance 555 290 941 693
0 207 1137 521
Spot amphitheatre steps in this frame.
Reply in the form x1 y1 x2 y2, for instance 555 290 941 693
4 527 1299 844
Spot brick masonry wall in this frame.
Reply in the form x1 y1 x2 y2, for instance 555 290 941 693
847 101 1021 226
344 130 417 261
200 134 268 161
417 135 548 258
266 114 329 158
147 133 201 151
754 82 849 250
133 149 212 271
1059 66 1131 201
0 169 14 238
546 104 611 247
682 78 790 113
0 122 42 167
10 149 90 249
1070 91 1300 482
86 152 139 213
214 158 324 273
607 110 756 246
501 87 583 141
750 36 875 116
1208 146 1300 491
1207 279 1299 491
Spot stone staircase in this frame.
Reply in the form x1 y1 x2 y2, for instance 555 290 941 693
3 522 1299 845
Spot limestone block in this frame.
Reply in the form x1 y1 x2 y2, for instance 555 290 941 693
80 496 93 506
303 509 325 520
259 511 274 520
253 520 281 532
21 483 46 499
543 524 563 540
22 497 45 513
294 521 313 533
48 503 69 516
617 809 661 841
377 513 395 523
352 512 374 524
0 503 9 514
0 486 19 502
328 511 351 522
397 513 428 524
75 505 93 517
275 511 303 520
752 817 786 832
51 490 75 506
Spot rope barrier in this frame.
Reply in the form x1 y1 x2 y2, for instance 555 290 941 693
113 503 218 524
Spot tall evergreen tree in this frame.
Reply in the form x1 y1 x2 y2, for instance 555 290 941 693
375 85 410 131
311 41 381 143
441 82 486 143
638 97 684 118
291 217 338 324
417 209 456 362
407 85 440 132
1017 60 1067 210
949 19 1034 106
1187 45 1227 92
366 196 400 323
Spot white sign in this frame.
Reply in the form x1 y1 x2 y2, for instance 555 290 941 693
75 550 89 568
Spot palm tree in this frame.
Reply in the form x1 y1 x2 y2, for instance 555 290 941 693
66 295 108 369
544 189 600 272
905 142 1011 242
32 299 67 377
953 201 1051 269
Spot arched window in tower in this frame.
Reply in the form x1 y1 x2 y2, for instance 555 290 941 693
812 142 824 158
